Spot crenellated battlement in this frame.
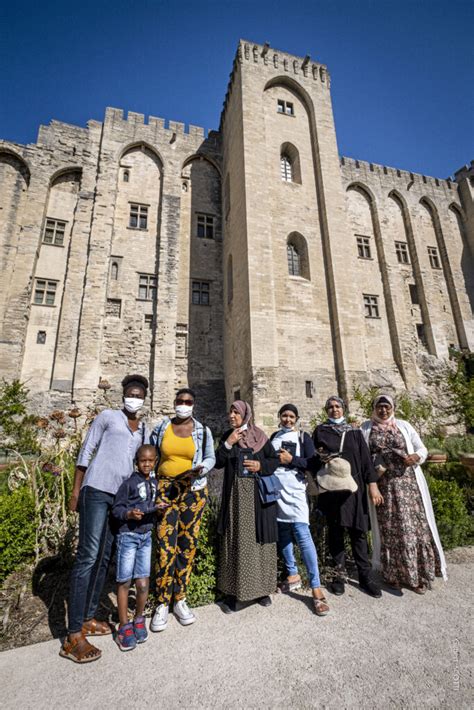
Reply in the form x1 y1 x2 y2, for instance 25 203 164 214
104 107 214 142
340 155 458 192
220 39 330 130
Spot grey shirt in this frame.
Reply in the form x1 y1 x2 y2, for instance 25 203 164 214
77 409 149 495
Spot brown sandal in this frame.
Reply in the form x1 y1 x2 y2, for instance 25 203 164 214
81 618 112 636
59 636 102 663
313 597 330 616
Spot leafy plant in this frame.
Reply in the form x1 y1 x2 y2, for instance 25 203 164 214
186 497 219 606
0 379 40 454
446 350 474 431
427 475 473 549
0 486 36 582
352 385 381 419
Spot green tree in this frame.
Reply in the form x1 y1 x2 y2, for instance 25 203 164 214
0 379 39 454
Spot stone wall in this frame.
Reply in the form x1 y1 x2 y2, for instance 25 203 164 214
0 40 472 432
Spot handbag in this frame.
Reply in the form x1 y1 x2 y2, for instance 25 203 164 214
312 430 353 494
257 473 281 504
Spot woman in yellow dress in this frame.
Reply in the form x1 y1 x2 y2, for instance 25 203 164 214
150 388 215 630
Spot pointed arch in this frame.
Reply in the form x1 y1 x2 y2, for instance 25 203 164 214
286 232 310 280
280 142 301 184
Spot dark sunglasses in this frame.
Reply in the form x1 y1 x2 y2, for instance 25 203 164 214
176 398 194 405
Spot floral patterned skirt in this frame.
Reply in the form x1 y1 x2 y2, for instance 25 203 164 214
376 467 441 588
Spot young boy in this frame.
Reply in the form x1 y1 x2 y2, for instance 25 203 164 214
112 444 166 650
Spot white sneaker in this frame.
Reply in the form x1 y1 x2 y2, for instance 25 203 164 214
173 599 196 626
150 604 169 632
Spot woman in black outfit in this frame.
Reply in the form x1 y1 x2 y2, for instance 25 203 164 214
216 400 279 612
313 396 382 598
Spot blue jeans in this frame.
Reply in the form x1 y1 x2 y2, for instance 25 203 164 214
278 521 321 589
68 486 115 633
116 531 152 583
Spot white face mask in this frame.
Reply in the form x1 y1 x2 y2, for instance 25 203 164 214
281 425 294 432
124 397 144 414
175 404 194 419
328 416 345 424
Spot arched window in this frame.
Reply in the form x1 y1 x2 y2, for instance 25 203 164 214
287 232 310 279
111 261 119 280
287 243 301 276
280 143 301 184
281 154 292 182
123 169 129 182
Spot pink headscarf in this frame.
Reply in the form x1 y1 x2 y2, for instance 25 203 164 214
371 394 398 432
231 400 268 453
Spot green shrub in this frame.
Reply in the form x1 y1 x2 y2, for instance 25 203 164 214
427 475 473 549
0 486 36 583
187 497 219 607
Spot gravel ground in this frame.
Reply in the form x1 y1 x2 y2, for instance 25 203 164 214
2 550 473 709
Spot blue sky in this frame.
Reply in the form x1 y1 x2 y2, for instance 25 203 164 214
0 0 472 177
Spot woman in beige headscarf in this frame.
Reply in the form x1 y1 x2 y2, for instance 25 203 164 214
361 394 447 593
216 400 279 612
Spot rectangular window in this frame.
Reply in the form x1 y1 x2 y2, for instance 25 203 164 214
36 330 46 344
192 280 210 305
144 314 153 329
105 298 122 318
363 294 380 318
43 218 66 246
138 274 157 300
196 213 215 239
129 203 148 230
428 246 441 269
395 241 410 264
33 279 57 306
277 99 294 116
409 284 419 305
305 381 313 398
416 323 427 347
356 235 371 259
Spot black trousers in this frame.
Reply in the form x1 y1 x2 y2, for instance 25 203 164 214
327 521 371 579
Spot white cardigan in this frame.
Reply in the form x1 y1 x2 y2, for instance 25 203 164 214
361 419 447 581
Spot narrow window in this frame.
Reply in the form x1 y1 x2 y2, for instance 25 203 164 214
192 280 210 305
416 323 427 347
356 235 371 259
363 294 380 318
224 173 231 218
111 262 119 280
409 284 419 305
138 274 157 300
106 299 122 318
123 169 130 182
144 314 153 329
227 255 233 305
234 389 241 401
129 203 149 230
287 243 301 276
395 241 410 264
280 154 293 182
428 246 441 269
33 279 58 306
43 218 67 246
36 330 46 344
305 381 313 398
196 213 215 239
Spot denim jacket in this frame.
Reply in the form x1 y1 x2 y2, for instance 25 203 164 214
150 417 215 491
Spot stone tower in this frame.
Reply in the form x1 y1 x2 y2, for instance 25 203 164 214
220 40 473 428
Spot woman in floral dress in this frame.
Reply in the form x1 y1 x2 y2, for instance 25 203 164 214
361 394 447 593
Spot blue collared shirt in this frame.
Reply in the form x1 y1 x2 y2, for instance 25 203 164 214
77 409 149 495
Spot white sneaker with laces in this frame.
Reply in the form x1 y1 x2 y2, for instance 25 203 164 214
150 603 169 632
173 599 196 626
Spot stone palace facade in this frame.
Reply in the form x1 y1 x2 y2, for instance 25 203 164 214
0 40 473 428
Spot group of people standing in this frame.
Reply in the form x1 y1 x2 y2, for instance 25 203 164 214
60 375 447 663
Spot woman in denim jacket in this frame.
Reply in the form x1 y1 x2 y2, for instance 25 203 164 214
150 388 215 631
